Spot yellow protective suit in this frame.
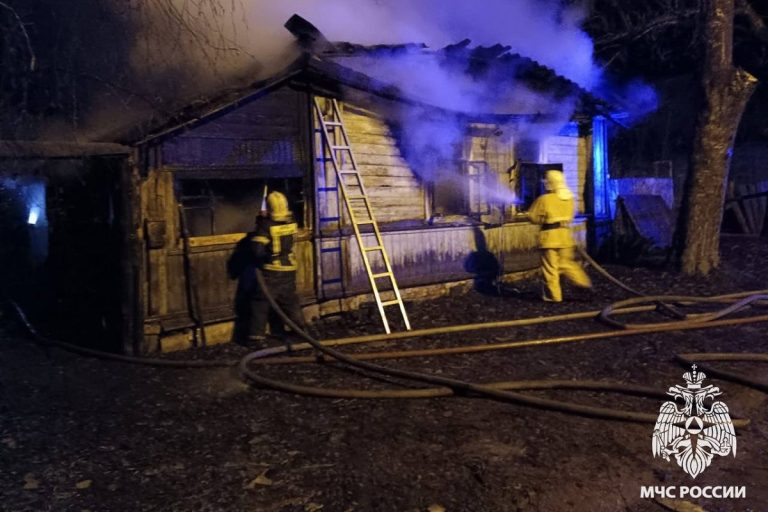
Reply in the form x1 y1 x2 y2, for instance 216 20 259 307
527 171 591 302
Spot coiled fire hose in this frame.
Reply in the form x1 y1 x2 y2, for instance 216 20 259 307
237 270 763 426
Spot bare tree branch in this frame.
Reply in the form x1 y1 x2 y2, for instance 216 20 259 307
735 0 768 43
0 1 36 71
594 10 699 48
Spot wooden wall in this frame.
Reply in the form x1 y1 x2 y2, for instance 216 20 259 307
465 125 516 216
340 220 586 294
313 97 594 301
137 86 597 349
139 85 314 341
541 128 590 214
162 87 309 171
342 105 426 223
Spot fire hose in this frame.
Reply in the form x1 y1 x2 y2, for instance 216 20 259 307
676 353 768 393
237 269 767 426
246 293 768 366
8 252 768 424
10 301 234 368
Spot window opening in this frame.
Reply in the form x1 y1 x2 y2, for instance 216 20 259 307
176 177 304 237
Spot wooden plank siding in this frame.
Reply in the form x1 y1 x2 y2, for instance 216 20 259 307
341 105 426 223
340 220 585 295
141 85 314 334
541 134 589 213
162 87 309 169
160 237 315 325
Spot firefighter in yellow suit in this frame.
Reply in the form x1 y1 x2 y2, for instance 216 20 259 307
527 170 592 302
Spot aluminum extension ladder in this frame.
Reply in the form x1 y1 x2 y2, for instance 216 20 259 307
313 97 411 333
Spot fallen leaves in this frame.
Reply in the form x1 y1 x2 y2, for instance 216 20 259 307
75 479 92 490
23 473 39 490
246 468 273 488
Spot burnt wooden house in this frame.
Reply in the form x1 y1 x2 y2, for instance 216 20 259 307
1 29 616 353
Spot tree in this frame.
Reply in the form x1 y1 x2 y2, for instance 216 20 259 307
0 0 254 140
585 0 767 275
680 0 757 274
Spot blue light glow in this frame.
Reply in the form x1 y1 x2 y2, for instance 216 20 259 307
28 206 40 225
592 116 610 218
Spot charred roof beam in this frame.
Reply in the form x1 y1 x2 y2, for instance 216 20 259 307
284 14 336 54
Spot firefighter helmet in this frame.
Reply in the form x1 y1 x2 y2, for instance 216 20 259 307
544 170 574 200
266 191 292 221
544 170 565 192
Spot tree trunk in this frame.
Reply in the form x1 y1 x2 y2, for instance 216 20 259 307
680 0 757 275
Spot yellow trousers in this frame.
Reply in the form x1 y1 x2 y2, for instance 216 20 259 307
540 247 592 302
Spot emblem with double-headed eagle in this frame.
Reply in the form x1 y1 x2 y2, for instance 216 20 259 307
652 365 737 478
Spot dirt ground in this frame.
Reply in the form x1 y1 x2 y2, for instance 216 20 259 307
2 235 768 512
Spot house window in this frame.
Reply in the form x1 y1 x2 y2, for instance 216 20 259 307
430 171 466 217
466 161 492 216
176 177 304 237
514 163 562 211
430 161 513 219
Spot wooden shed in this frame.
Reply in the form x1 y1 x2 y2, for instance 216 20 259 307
3 35 616 353
0 141 131 350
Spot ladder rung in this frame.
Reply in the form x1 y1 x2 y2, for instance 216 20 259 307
372 272 392 279
320 246 341 253
356 220 375 225
363 245 383 251
380 300 401 307
346 195 367 200
331 145 351 151
338 170 359 175
325 121 342 126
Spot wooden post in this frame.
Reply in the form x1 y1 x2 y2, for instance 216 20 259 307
178 204 207 347
119 153 144 355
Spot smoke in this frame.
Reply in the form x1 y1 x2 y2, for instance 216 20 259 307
124 0 602 95
592 76 660 120
71 0 656 209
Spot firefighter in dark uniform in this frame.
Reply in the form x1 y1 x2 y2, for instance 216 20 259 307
248 191 307 346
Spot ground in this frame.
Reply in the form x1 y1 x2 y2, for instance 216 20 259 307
2 236 768 512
